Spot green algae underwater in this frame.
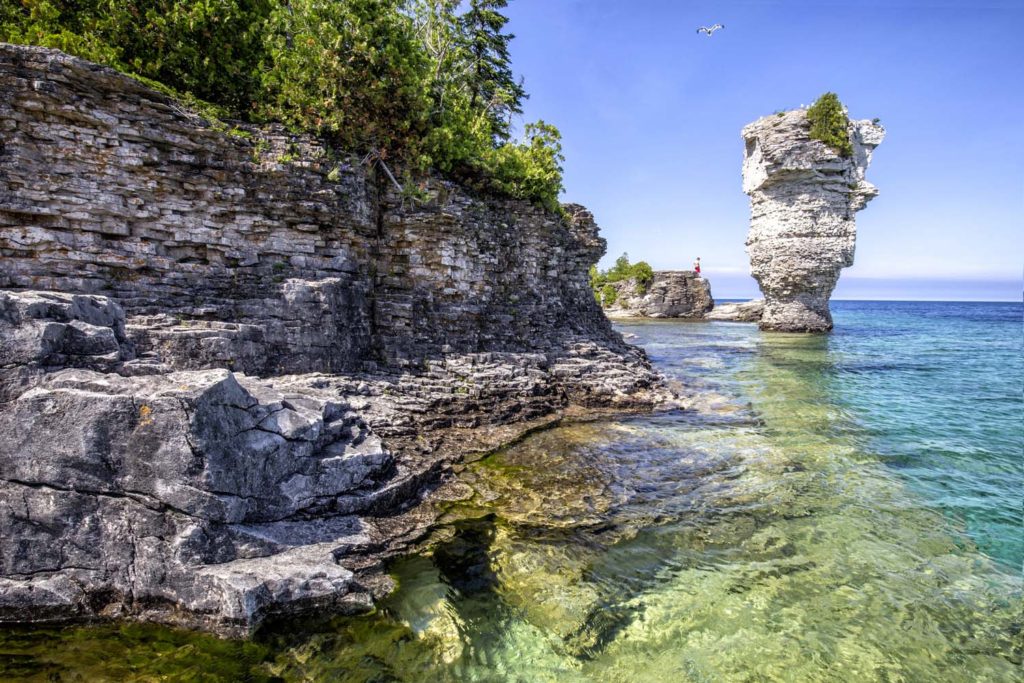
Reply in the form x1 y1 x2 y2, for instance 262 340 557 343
1 302 1021 682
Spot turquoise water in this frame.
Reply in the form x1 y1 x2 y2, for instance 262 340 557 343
823 301 1022 568
1 300 1021 681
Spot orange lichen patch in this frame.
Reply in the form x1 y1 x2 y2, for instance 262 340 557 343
139 404 154 426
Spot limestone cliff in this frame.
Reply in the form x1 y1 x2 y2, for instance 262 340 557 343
742 108 884 331
0 45 668 635
603 271 713 319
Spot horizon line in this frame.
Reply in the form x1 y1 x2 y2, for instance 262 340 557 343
715 297 1022 304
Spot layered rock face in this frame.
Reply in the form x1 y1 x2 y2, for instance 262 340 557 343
742 109 884 331
0 45 666 634
603 271 713 319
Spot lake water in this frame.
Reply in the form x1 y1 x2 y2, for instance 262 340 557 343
1 301 1021 681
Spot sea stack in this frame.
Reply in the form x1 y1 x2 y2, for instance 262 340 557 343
741 104 884 332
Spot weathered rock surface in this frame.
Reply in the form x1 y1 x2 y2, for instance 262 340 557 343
0 44 671 635
603 271 713 319
742 109 884 332
704 299 765 323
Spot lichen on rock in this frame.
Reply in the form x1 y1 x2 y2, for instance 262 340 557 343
742 105 884 332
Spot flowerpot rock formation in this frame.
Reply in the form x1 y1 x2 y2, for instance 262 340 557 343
742 109 884 332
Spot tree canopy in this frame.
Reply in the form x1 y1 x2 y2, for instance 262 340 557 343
1 0 564 210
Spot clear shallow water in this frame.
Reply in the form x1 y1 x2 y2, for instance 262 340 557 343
1 301 1021 681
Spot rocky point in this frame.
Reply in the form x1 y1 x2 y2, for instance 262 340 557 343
602 271 713 319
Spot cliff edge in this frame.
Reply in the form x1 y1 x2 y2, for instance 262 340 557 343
742 107 884 332
0 44 669 635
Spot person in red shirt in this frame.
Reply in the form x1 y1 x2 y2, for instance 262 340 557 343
693 257 701 276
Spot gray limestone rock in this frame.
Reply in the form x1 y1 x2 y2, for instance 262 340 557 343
603 271 714 319
742 108 884 332
704 299 765 323
0 366 399 633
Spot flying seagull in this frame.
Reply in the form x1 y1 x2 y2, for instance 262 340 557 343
697 23 725 37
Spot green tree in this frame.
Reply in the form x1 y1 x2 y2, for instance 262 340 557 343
807 92 852 158
482 120 564 211
601 283 618 308
631 261 654 293
458 0 526 143
595 253 655 296
260 0 431 156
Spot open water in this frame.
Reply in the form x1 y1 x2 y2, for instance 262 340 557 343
1 300 1020 681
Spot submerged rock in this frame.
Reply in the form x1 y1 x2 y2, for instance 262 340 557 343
742 108 884 332
603 271 714 319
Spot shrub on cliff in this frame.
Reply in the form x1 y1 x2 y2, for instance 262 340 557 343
807 92 852 158
475 122 564 212
630 261 654 292
260 0 430 155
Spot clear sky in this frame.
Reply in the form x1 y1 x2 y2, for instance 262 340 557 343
502 0 1023 300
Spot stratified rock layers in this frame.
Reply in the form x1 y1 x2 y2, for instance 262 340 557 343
742 109 884 332
0 45 667 634
603 271 713 319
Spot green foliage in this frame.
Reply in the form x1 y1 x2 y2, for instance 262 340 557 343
411 0 560 208
590 253 656 305
1 0 564 210
260 0 430 154
478 121 564 211
458 0 526 142
630 261 654 292
1 0 271 115
807 92 852 158
600 284 618 307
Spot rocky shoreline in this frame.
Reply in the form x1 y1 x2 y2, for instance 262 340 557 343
0 45 673 636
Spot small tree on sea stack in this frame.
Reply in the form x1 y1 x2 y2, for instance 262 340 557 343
807 92 853 158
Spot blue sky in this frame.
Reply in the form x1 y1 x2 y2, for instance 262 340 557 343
502 0 1023 300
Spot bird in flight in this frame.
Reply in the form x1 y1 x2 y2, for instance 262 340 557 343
697 23 725 37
